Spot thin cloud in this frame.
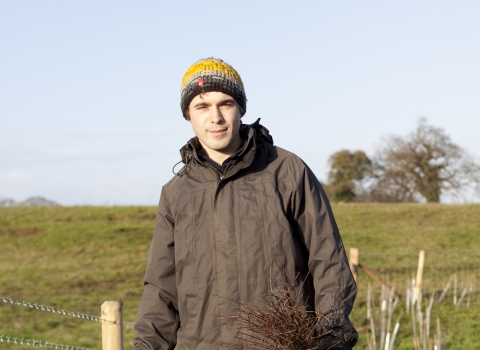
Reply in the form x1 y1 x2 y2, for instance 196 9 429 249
5 169 30 180
0 126 191 140
0 147 175 167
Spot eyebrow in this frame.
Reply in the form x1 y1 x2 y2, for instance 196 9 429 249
192 98 236 109
218 98 236 105
192 101 209 108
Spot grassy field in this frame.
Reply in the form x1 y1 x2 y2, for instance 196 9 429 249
0 204 479 349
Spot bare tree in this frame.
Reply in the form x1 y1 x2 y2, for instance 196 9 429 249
372 118 480 203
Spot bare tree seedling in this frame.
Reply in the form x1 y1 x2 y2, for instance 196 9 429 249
220 266 353 350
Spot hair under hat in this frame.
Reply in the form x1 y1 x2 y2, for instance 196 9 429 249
180 58 247 120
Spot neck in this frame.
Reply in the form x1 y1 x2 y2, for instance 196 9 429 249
200 137 242 166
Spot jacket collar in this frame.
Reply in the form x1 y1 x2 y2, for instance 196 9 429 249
177 118 274 178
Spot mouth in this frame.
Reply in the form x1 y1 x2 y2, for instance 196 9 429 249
209 129 227 135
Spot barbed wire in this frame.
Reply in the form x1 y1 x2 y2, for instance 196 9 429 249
358 250 480 256
0 335 96 350
1 297 101 322
0 297 134 328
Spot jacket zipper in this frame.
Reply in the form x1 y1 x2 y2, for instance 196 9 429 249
206 167 222 184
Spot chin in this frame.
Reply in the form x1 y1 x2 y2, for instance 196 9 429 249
207 140 231 151
210 144 230 152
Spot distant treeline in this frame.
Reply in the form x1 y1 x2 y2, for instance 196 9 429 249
0 196 60 207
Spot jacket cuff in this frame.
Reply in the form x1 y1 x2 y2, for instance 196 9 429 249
316 316 358 349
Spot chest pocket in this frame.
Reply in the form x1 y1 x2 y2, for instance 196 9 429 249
173 192 195 255
234 175 284 262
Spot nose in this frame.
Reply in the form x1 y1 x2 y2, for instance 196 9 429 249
210 106 225 123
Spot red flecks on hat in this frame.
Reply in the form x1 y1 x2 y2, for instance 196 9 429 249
198 77 204 87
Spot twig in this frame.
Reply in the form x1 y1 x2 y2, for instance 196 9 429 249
437 282 450 303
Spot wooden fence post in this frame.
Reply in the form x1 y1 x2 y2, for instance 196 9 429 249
349 247 360 283
413 250 425 303
102 301 124 350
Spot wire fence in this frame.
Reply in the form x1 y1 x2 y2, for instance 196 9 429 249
0 297 134 328
352 251 479 304
358 266 478 306
1 297 135 349
0 335 96 350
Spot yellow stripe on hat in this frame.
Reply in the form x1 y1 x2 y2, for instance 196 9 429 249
181 58 243 89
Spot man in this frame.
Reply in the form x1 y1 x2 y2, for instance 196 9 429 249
133 58 358 349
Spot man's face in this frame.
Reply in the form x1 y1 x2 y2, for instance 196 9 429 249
188 91 242 158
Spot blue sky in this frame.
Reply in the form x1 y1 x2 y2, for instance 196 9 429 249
1 1 479 205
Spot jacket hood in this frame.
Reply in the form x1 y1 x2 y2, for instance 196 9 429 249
174 118 274 176
247 118 274 146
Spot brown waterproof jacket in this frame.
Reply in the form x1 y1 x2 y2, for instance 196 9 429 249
133 120 358 349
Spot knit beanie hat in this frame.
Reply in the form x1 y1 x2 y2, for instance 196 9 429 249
180 58 247 120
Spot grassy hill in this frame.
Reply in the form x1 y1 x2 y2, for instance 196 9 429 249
1 204 479 349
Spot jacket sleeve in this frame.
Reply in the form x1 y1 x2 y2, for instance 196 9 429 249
290 163 358 350
133 188 179 350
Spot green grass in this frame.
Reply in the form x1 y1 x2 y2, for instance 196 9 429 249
0 204 479 349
